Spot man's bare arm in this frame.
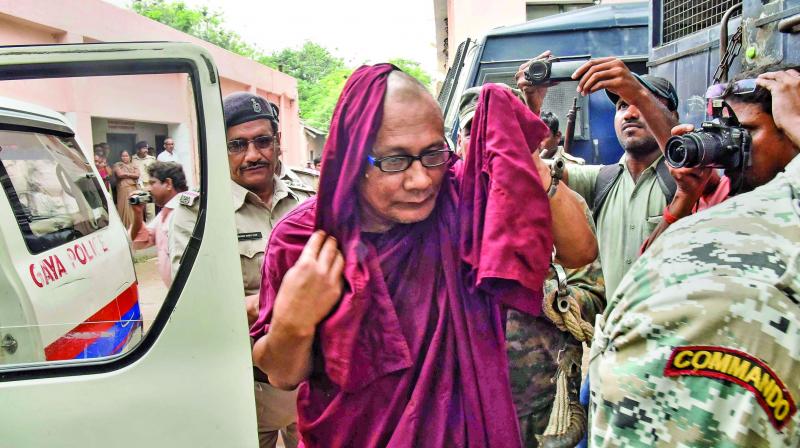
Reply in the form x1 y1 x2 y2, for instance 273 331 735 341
252 231 344 390
252 317 314 390
532 151 598 268
573 57 677 150
757 69 800 149
514 54 598 268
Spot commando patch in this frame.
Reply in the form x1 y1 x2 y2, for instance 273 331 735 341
664 345 796 430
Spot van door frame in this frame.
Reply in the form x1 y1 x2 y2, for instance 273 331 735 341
0 43 257 447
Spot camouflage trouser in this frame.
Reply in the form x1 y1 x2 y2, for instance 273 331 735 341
518 404 554 447
507 311 587 448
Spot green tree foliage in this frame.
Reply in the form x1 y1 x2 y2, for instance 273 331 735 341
301 67 353 132
131 0 259 58
259 42 349 132
130 1 434 133
259 42 345 86
388 58 433 90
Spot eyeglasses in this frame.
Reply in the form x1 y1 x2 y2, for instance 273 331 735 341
705 78 757 99
226 135 275 154
367 147 453 173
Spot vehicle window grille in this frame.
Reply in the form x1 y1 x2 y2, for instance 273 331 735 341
438 39 470 107
662 0 740 44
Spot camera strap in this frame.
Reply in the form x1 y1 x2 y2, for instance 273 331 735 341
654 158 678 205
592 158 676 220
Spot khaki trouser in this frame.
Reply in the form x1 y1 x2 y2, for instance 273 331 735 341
254 381 299 448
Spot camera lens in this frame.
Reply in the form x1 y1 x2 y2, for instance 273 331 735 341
665 135 697 168
525 60 551 84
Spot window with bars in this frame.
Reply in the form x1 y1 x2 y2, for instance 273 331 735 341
661 0 740 44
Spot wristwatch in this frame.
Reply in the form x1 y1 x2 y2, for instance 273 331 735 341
547 156 565 198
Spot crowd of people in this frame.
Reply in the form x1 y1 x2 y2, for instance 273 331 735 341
94 53 798 447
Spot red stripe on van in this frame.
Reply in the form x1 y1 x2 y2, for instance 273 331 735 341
44 283 139 361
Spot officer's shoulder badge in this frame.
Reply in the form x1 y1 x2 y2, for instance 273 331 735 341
563 153 585 165
178 190 200 207
288 181 316 194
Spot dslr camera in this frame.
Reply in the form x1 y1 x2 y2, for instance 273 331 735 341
128 191 153 205
665 99 751 171
524 57 587 85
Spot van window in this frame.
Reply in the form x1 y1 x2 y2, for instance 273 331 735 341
0 130 109 254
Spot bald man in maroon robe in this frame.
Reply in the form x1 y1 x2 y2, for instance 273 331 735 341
251 65 597 447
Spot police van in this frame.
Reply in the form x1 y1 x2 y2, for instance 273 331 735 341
648 0 799 121
438 2 650 164
0 43 257 447
0 95 142 365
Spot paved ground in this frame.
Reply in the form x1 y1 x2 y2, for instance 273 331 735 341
133 248 583 447
132 252 289 447
133 250 168 333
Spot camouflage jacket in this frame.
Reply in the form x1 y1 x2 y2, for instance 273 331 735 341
507 193 605 427
589 154 800 447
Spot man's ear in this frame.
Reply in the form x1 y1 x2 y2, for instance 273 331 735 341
165 178 174 190
276 131 282 157
556 131 562 140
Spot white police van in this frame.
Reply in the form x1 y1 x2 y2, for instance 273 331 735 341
0 43 257 447
0 95 142 365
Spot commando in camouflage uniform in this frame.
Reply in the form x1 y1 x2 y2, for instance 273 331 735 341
589 154 800 447
507 193 605 446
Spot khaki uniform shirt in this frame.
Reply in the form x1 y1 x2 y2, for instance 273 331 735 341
131 154 156 186
567 154 667 297
544 145 586 165
278 162 317 195
589 154 800 447
169 176 309 295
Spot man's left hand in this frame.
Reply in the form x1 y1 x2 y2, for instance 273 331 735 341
665 124 715 217
246 294 259 326
756 69 800 148
515 50 552 115
531 148 552 190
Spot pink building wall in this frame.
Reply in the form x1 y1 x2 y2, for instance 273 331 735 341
0 0 306 169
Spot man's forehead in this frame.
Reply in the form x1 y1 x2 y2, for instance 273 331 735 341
616 96 671 110
227 118 273 137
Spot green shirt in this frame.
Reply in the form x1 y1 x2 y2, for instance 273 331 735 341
567 154 666 297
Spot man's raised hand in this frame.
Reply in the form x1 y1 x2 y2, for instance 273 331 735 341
271 230 345 336
572 57 646 102
515 50 552 115
756 69 800 148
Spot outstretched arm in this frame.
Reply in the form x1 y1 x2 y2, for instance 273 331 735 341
513 52 598 267
531 149 598 268
572 57 677 150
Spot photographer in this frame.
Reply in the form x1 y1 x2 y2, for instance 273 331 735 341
517 52 681 298
130 161 188 287
573 59 729 251
589 65 800 446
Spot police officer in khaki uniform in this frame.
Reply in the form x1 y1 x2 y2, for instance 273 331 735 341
268 100 318 195
538 111 586 165
169 92 310 448
276 159 317 195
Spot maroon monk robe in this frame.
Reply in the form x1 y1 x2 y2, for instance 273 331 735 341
251 66 552 447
